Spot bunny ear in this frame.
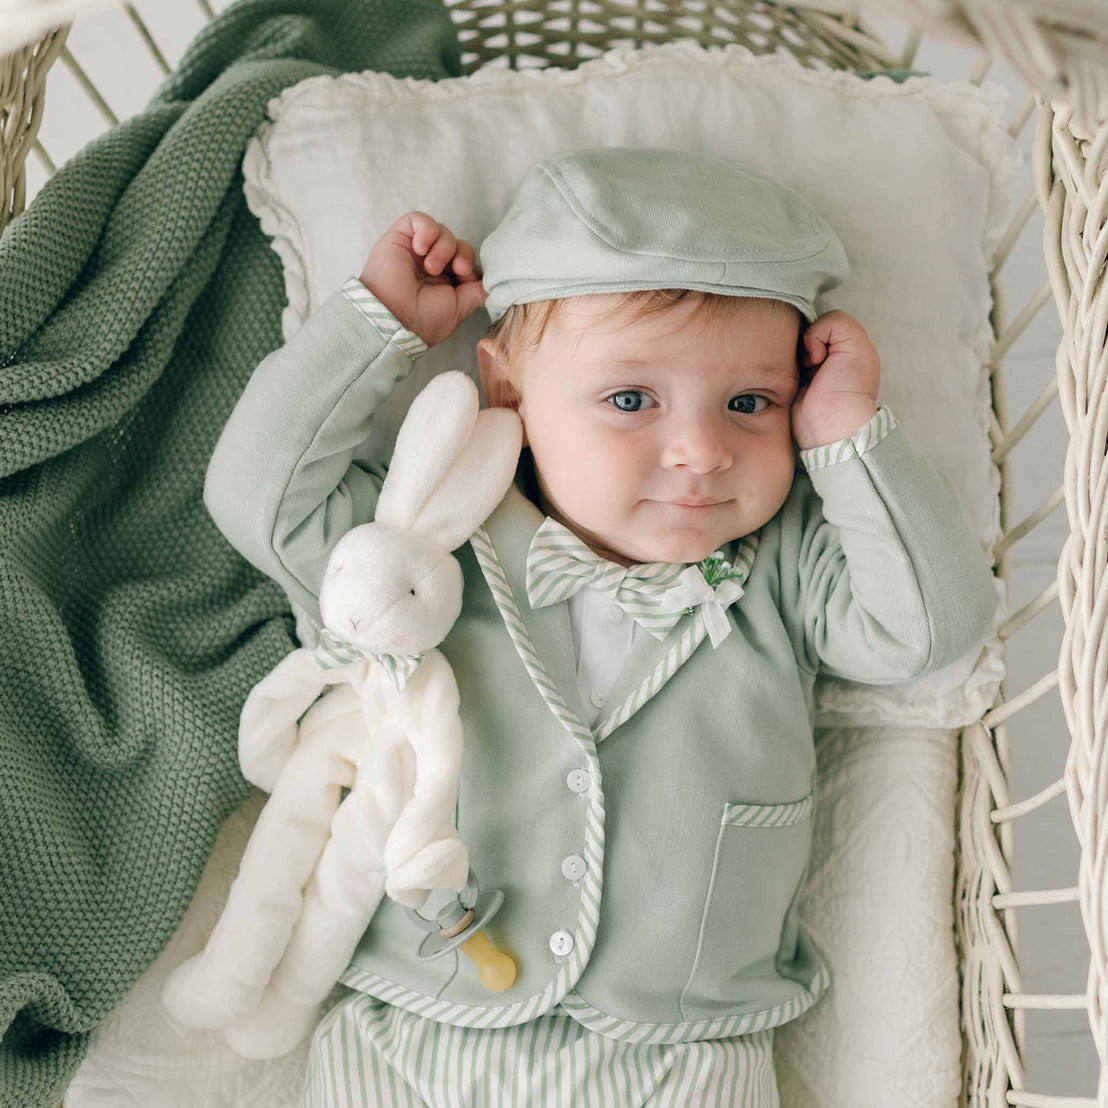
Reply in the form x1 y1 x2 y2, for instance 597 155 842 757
411 406 523 550
375 372 480 532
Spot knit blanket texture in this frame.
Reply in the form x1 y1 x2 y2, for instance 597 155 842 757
0 2 461 1104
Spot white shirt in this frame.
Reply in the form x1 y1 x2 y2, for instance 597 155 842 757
567 586 640 727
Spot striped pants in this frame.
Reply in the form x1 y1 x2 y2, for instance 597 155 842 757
302 992 779 1107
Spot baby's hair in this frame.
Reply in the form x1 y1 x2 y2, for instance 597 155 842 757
483 290 801 385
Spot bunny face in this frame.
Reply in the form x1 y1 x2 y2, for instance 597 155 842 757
319 521 464 655
314 372 522 660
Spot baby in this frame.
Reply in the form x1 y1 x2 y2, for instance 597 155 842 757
204 147 998 1106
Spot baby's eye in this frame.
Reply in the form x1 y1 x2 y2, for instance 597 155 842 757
729 394 769 415
608 390 656 413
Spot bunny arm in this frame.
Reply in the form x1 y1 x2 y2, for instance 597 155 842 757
380 648 469 908
161 681 368 1031
237 646 357 791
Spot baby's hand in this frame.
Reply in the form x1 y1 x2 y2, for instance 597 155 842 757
791 310 881 450
358 211 487 347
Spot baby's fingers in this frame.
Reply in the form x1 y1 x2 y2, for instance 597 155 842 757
449 239 482 281
403 212 458 276
422 224 459 276
405 211 441 255
805 310 868 352
801 327 828 369
455 278 487 319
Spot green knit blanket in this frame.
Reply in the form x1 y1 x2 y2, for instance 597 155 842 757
0 3 460 1104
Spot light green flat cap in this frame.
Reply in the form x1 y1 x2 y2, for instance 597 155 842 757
479 146 849 325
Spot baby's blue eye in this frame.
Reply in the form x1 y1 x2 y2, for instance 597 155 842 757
608 390 654 412
729 394 769 415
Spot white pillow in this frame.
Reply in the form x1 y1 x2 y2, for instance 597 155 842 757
241 39 1019 730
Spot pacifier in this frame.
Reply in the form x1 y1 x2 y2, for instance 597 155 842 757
404 867 517 992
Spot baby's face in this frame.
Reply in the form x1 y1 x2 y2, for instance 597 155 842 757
479 294 801 567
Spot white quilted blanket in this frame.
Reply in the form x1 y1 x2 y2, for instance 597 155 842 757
67 723 963 1107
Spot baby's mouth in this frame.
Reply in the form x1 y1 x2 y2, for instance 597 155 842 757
658 498 727 509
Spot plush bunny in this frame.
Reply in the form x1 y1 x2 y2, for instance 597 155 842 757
161 370 522 1059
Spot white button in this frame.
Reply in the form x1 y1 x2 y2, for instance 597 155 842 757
589 686 609 708
549 930 575 957
561 854 587 882
603 605 625 625
566 769 590 794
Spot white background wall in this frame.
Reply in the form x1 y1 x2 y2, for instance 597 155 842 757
16 0 1098 1099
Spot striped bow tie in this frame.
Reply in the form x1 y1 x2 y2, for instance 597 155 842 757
525 518 746 645
314 627 424 693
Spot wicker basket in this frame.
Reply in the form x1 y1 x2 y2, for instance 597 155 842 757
2 2 1106 1105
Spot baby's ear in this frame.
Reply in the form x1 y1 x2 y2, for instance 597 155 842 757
476 338 522 412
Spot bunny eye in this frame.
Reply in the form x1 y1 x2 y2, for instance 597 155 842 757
410 588 416 596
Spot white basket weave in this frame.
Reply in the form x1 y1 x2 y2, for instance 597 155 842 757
2 2 1106 1105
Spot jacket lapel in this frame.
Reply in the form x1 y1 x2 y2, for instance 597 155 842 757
471 482 592 728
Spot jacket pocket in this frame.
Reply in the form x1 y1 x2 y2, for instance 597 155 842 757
680 793 815 1022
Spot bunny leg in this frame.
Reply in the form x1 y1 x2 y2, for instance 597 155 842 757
224 717 418 1054
162 685 367 1030
222 741 405 1059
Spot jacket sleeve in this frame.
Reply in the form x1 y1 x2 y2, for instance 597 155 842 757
203 277 427 625
777 406 999 683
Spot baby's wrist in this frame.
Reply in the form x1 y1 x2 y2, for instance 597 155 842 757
793 401 879 451
355 275 395 316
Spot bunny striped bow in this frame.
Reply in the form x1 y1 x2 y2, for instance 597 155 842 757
314 627 424 693
525 518 746 646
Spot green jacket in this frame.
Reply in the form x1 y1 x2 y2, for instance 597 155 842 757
204 283 998 1043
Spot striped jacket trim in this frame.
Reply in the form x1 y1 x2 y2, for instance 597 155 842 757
723 792 814 828
797 404 898 472
594 530 761 742
339 524 608 1027
557 960 831 1044
340 276 428 359
339 914 831 1042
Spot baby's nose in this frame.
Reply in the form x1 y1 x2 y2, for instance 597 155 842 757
661 413 733 473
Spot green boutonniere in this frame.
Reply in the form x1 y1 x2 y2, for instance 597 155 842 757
680 550 746 614
699 549 746 588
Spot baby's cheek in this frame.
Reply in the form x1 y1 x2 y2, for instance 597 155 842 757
567 434 632 490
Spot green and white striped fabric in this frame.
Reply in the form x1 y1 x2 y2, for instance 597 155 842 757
525 518 694 640
341 276 429 359
314 627 424 693
724 793 814 828
303 992 779 1107
796 405 898 471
